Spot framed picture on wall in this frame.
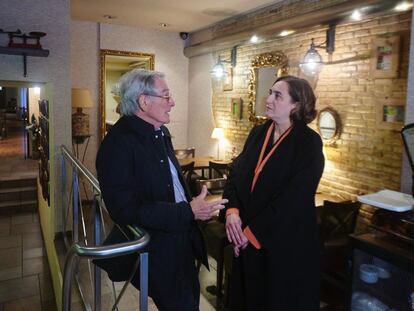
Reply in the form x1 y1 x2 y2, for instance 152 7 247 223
223 67 233 91
376 98 405 130
231 97 242 119
370 36 400 78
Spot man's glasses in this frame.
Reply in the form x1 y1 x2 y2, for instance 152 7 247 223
143 93 172 102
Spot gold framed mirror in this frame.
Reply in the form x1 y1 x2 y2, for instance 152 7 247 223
248 51 289 125
317 106 342 144
99 49 155 140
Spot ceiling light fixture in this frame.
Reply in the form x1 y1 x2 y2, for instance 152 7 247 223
395 1 413 11
299 24 336 76
279 30 295 37
103 15 116 20
211 46 238 80
250 35 259 43
351 9 362 21
158 23 170 28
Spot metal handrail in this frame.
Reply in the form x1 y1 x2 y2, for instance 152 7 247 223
60 145 151 311
61 145 101 194
62 226 150 311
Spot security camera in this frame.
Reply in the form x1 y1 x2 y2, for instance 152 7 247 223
179 32 189 40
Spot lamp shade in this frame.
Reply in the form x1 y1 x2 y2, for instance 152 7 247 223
299 40 323 76
211 127 224 140
71 88 93 108
211 59 228 80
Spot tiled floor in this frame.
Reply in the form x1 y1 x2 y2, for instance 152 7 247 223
0 211 56 311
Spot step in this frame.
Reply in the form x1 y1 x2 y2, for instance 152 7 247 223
0 178 37 189
0 189 37 202
0 198 37 208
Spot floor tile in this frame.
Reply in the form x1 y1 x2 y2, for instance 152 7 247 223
0 275 39 303
3 295 41 311
22 247 44 260
10 223 41 235
0 224 10 237
11 214 34 225
22 233 43 250
0 235 21 249
0 248 21 269
0 267 22 282
22 257 48 277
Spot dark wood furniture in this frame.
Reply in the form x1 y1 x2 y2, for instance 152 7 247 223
196 178 228 302
209 160 231 179
174 147 195 159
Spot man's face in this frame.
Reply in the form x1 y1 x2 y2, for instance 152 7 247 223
138 77 175 128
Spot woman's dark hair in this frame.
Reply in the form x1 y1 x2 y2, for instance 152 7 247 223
274 75 317 124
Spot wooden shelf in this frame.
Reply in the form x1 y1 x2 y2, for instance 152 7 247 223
0 46 49 77
0 46 49 57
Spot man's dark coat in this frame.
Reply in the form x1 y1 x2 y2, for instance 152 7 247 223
95 115 207 309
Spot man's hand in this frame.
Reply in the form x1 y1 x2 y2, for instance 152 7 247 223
190 185 228 221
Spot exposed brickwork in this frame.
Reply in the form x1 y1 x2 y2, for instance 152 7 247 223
212 11 411 200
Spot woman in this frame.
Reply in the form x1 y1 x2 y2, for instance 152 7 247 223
223 75 324 310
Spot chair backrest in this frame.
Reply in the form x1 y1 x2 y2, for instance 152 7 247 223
180 161 195 185
196 178 227 195
174 147 195 159
320 200 361 243
209 161 231 179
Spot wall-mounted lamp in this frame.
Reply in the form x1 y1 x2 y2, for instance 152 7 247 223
211 46 238 80
299 25 336 76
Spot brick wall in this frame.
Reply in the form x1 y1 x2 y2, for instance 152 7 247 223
212 11 411 200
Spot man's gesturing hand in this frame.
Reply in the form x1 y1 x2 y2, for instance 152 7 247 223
190 185 228 220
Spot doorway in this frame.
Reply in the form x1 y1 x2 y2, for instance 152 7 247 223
0 81 44 159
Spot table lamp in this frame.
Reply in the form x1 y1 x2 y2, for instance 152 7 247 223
211 127 224 160
72 88 93 143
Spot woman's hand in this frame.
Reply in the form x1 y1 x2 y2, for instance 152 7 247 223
233 234 249 257
225 213 244 246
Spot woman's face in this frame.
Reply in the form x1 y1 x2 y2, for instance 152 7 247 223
265 80 297 124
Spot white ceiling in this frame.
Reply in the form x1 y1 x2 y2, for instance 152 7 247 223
71 0 281 33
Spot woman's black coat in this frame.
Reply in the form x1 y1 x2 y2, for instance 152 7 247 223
223 120 324 311
95 115 207 307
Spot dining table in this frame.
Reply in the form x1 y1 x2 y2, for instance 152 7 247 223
178 156 232 179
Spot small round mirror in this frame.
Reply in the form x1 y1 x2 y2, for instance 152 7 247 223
317 107 341 142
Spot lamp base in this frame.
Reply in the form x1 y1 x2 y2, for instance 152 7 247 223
72 108 90 137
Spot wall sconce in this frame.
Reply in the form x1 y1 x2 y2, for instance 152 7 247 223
299 25 336 76
211 46 238 80
71 88 93 143
211 127 224 160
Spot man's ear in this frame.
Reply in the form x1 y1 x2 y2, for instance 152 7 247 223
138 94 147 112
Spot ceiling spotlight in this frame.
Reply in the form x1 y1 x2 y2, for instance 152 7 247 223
351 9 362 21
279 30 295 37
103 15 116 20
250 35 259 43
395 1 413 11
158 23 170 28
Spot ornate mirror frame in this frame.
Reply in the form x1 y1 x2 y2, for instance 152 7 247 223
317 106 342 144
248 51 289 125
99 49 155 140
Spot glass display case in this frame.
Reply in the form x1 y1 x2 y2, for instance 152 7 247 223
349 232 414 311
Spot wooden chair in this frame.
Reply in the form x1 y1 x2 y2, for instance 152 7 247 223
180 161 195 186
209 161 231 179
320 200 360 289
196 178 228 301
174 147 195 159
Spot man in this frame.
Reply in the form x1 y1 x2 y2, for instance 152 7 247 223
96 69 227 310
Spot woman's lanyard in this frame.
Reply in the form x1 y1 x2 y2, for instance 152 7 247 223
250 122 293 192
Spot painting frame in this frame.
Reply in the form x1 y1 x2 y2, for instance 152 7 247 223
370 35 400 79
231 97 242 120
376 98 405 130
223 67 233 91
